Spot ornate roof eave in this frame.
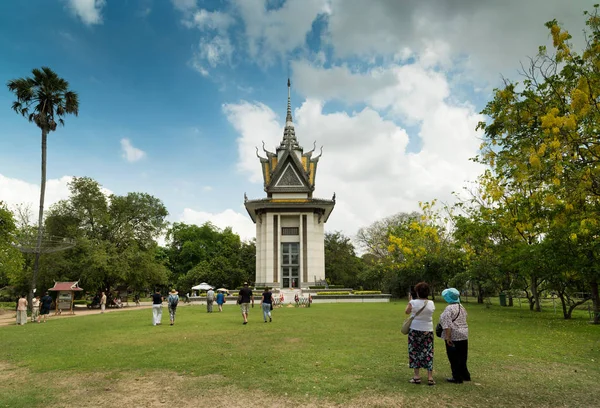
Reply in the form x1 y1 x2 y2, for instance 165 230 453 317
265 148 312 192
244 197 336 224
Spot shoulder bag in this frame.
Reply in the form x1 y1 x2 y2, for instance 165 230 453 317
401 300 429 335
436 304 461 338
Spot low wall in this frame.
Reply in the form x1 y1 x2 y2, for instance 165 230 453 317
188 295 392 304
312 295 391 303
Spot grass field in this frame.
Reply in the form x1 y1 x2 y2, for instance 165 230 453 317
1 301 599 408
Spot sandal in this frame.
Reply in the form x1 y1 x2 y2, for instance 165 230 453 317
409 377 421 384
428 379 436 386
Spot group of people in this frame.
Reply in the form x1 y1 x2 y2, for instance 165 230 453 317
238 282 274 325
405 282 471 386
148 282 276 327
150 289 180 326
15 292 54 325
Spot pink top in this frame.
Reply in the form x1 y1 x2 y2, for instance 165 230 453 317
17 298 28 311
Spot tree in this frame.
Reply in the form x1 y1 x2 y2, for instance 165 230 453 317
0 203 24 288
166 222 253 294
42 177 169 293
387 202 459 297
356 212 421 258
324 231 363 288
476 7 600 322
7 67 79 299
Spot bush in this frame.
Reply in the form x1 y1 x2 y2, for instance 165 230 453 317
74 300 87 305
353 291 382 295
315 291 351 295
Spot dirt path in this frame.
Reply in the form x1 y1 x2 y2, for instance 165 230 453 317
0 302 196 327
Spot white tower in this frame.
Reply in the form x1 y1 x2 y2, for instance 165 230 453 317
244 80 335 288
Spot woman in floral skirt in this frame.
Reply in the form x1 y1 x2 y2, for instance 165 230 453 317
404 282 436 385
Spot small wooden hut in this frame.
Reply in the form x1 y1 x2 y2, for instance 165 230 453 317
49 281 83 315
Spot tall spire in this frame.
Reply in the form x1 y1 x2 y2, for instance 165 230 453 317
280 78 299 150
286 78 293 126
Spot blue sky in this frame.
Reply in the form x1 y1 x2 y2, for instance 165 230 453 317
0 0 593 242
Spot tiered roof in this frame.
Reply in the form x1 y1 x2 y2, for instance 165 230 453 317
256 79 322 196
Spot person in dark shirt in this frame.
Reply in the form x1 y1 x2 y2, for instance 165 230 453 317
40 292 53 323
151 290 163 326
238 282 254 325
261 287 274 323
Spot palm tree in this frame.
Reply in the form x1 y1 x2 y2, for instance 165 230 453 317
7 67 79 298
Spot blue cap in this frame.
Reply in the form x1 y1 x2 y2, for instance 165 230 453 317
442 288 460 304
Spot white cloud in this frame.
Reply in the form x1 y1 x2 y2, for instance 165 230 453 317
202 186 213 192
179 208 256 241
231 0 330 64
222 101 282 183
325 0 590 80
187 9 235 30
120 138 146 163
225 58 485 235
0 174 73 214
171 0 197 12
65 0 106 25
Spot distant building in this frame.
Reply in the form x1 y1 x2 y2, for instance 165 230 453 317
244 80 335 289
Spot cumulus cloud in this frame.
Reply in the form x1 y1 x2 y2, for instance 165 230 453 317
0 174 73 213
120 138 146 162
325 0 590 79
190 35 233 75
179 208 256 241
231 0 330 64
225 58 485 234
65 0 106 25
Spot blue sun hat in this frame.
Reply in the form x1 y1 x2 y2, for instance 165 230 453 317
442 288 460 304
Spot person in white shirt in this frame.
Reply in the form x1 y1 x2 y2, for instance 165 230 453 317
404 282 436 386
206 288 215 313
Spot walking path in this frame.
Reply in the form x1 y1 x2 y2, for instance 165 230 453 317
0 302 195 327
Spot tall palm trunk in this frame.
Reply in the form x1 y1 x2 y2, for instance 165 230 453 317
30 128 47 304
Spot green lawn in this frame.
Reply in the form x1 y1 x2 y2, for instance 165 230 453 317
1 301 598 408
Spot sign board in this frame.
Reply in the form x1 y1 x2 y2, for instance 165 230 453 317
57 291 73 311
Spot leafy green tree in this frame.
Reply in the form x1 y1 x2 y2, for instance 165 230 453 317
324 231 363 288
167 222 254 294
476 8 600 321
0 203 24 288
387 202 459 297
42 177 169 293
7 67 79 298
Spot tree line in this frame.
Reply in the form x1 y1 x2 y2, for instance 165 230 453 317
2 8 599 323
323 9 600 323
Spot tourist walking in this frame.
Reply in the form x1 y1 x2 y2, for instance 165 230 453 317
216 290 226 312
206 287 215 313
40 292 53 322
31 295 40 323
405 281 436 386
261 287 274 322
167 289 179 326
100 291 107 313
16 294 28 325
439 288 471 384
238 282 254 325
151 289 163 326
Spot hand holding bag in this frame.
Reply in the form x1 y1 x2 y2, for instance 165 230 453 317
401 300 428 335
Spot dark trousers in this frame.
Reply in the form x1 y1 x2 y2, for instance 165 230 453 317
445 339 471 382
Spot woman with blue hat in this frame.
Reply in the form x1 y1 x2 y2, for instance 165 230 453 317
439 288 471 383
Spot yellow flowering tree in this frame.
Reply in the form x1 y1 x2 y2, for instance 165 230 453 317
476 7 600 322
387 201 461 296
